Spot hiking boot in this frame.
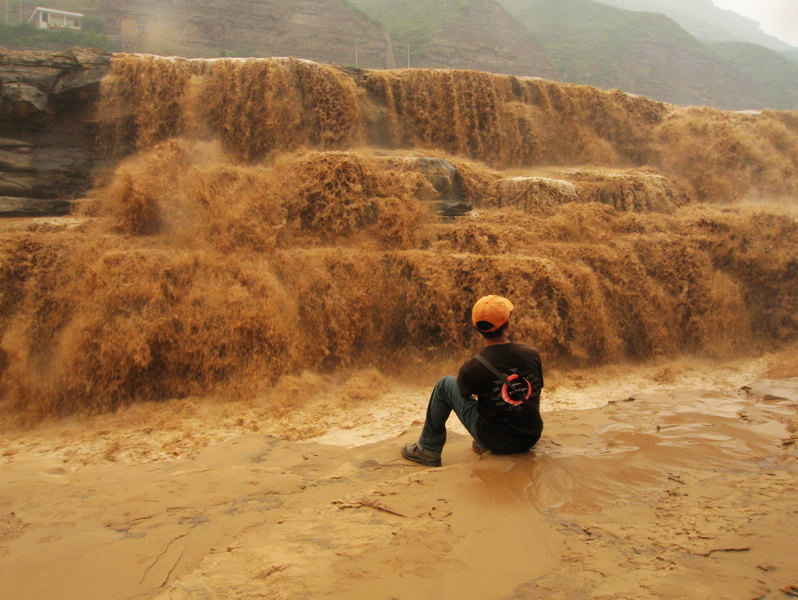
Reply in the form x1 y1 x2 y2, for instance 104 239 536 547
402 442 442 467
472 440 487 455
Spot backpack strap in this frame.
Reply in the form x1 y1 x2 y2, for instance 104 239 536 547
474 353 534 405
474 353 511 386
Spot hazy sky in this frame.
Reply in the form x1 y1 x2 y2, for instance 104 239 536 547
712 0 798 47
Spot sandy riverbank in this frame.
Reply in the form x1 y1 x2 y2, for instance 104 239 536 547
1 351 798 599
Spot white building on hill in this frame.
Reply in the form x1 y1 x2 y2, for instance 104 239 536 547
28 7 84 30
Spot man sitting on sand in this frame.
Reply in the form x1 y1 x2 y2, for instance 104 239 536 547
402 295 544 467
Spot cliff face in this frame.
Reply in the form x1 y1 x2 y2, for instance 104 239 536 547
66 0 391 68
61 0 554 76
599 0 793 52
609 16 769 109
0 48 111 216
495 0 794 110
345 0 555 78
405 0 556 78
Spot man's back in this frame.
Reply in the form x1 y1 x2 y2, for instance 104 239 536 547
402 295 544 467
457 342 544 454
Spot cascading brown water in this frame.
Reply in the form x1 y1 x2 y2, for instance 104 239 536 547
0 54 796 421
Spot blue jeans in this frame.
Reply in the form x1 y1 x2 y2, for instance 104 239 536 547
418 375 483 453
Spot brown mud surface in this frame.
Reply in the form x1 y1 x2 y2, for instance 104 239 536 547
1 358 797 600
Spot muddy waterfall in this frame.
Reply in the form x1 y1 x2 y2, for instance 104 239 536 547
1 53 796 420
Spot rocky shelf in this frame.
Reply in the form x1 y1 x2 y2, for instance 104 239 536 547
0 47 111 217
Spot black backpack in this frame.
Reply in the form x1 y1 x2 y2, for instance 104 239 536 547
474 354 533 405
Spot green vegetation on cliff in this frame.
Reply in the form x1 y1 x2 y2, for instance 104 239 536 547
508 1 696 82
599 0 792 52
346 0 475 46
497 0 702 80
347 0 794 109
495 0 776 108
709 41 798 110
0 22 119 52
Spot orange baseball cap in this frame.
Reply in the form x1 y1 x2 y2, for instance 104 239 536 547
472 295 514 332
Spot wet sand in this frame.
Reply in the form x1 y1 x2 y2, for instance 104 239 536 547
1 356 797 600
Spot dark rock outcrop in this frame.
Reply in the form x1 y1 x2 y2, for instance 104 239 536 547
401 157 473 218
0 48 111 216
0 196 71 216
